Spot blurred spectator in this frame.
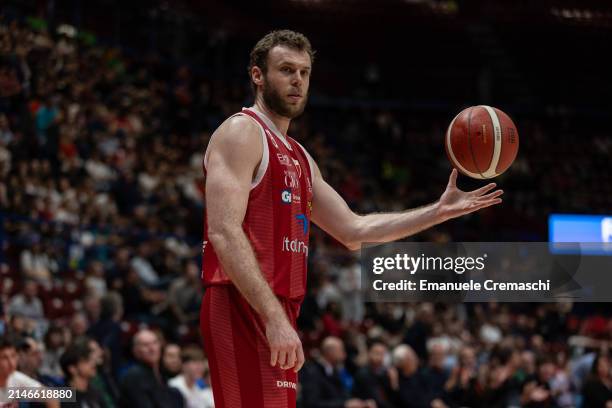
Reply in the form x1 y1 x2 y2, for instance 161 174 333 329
8 280 43 319
581 353 612 408
168 346 214 408
421 340 450 404
571 351 596 396
161 343 182 381
322 302 344 338
60 340 105 407
88 292 123 375
7 314 36 340
69 312 90 339
120 267 166 322
107 248 131 290
403 303 434 360
444 346 481 407
79 336 119 407
520 356 556 407
118 329 184 408
7 279 46 336
166 261 201 327
83 295 102 325
316 271 342 312
300 336 374 408
40 325 67 382
130 243 161 287
17 336 44 382
521 350 537 379
85 261 108 298
352 340 394 408
550 351 573 408
337 256 363 325
0 114 11 178
391 344 434 408
483 347 523 407
0 113 13 145
0 334 59 408
20 240 58 282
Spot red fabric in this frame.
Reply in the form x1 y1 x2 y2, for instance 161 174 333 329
201 285 299 408
322 313 344 337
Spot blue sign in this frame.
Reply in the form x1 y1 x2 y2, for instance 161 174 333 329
549 214 612 255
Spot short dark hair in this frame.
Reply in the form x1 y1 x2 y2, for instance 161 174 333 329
0 333 20 351
17 336 37 352
60 342 92 380
366 338 387 350
248 30 315 94
71 335 94 350
536 354 555 368
181 346 204 364
44 325 65 348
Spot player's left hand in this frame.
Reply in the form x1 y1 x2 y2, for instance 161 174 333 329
438 169 503 220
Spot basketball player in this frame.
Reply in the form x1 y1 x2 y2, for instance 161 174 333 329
200 30 503 408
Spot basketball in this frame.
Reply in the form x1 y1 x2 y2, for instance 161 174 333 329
445 105 519 179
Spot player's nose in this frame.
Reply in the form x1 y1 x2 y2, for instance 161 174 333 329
291 72 304 87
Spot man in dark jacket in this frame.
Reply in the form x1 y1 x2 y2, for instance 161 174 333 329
352 340 395 408
391 344 444 408
118 329 184 408
300 336 374 408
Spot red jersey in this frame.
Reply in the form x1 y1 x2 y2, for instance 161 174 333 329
202 108 313 301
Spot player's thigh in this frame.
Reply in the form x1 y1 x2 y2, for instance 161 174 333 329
200 286 298 408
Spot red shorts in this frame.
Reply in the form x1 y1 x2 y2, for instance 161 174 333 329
200 285 301 408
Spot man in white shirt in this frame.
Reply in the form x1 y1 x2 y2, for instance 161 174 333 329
168 346 214 408
0 334 59 407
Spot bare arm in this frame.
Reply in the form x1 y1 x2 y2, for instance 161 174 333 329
311 162 503 250
205 116 304 371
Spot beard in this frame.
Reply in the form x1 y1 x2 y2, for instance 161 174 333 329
262 79 307 119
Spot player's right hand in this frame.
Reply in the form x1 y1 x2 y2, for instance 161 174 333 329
265 318 305 372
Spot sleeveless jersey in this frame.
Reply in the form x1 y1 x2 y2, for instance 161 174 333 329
201 108 313 301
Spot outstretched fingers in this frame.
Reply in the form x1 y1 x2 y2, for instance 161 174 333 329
472 196 503 210
476 189 504 202
471 182 497 197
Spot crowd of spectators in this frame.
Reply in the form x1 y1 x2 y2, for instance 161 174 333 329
1 11 612 408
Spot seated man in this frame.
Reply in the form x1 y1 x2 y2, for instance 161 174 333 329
352 340 395 408
300 336 375 408
118 329 184 408
0 334 59 408
60 341 105 407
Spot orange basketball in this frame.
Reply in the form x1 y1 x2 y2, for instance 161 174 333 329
445 105 519 179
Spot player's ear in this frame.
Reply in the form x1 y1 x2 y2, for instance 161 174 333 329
251 66 264 87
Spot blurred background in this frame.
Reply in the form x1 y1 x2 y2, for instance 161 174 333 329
1 0 611 407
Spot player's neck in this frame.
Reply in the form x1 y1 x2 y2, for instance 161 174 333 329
252 100 290 136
